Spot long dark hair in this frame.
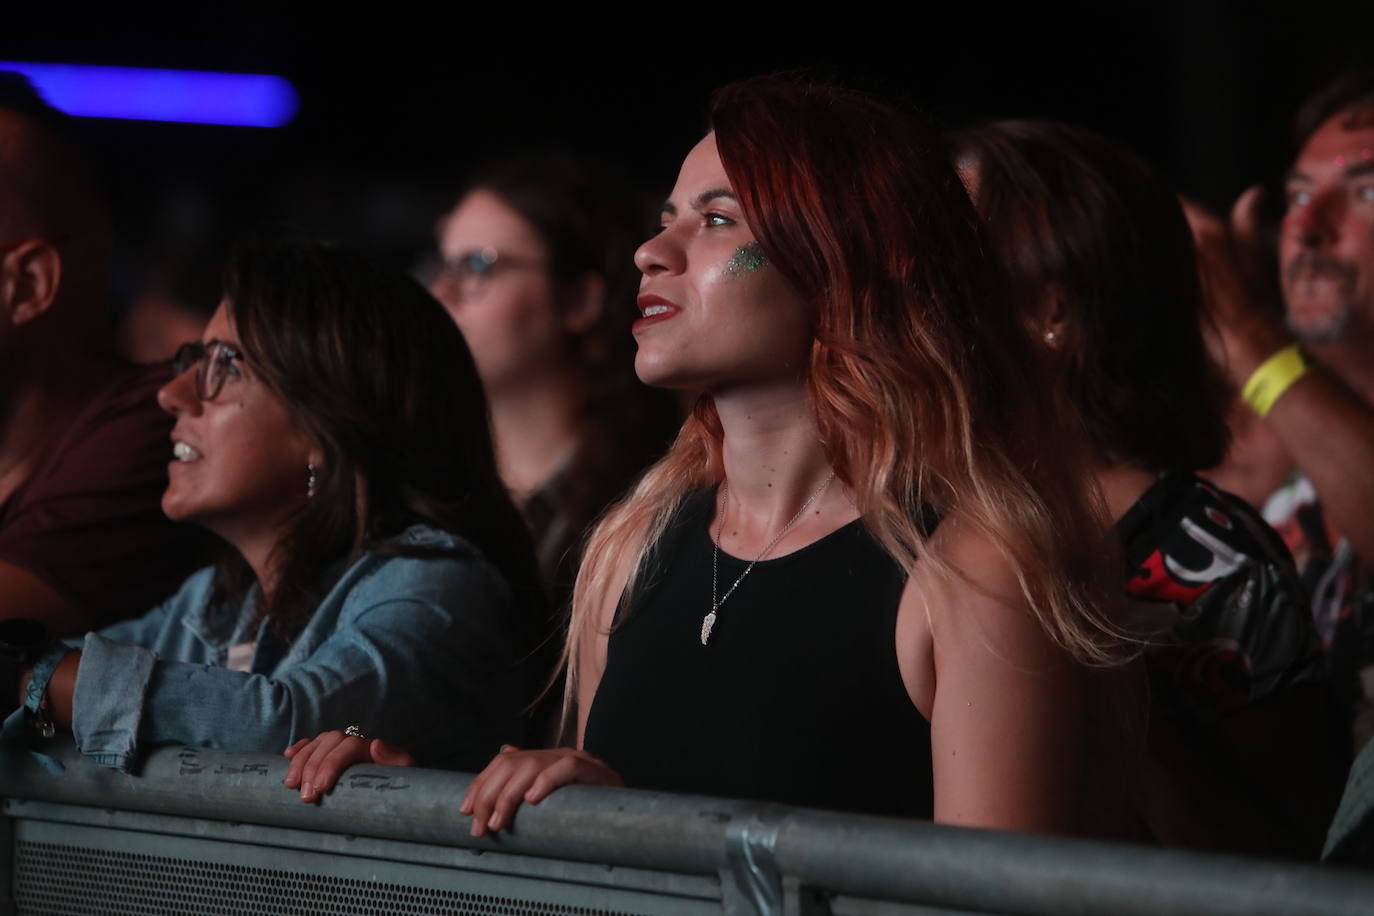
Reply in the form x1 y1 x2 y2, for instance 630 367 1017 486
216 235 542 640
952 120 1230 473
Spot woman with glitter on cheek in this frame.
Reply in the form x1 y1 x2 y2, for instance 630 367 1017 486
384 76 1139 838
628 151 819 398
456 76 1142 837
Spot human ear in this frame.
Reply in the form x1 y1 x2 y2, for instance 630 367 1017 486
0 240 62 327
560 272 605 335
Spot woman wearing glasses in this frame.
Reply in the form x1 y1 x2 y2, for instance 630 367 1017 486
427 154 679 615
8 237 543 781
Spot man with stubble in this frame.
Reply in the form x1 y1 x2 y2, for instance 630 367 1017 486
1192 66 1374 752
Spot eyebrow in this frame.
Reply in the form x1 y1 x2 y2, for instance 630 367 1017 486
1287 161 1374 183
659 187 738 216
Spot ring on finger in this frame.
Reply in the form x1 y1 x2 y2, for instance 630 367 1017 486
344 725 368 740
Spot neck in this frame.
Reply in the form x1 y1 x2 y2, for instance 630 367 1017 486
226 520 295 607
0 339 119 503
488 370 584 503
1309 339 1374 404
713 380 843 534
1095 463 1159 524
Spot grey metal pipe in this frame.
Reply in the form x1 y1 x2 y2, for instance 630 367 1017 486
0 741 737 874
774 809 1374 916
6 741 1374 916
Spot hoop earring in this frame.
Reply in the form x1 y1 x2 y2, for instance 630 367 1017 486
306 463 317 499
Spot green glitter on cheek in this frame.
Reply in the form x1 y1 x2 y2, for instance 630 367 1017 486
725 242 769 277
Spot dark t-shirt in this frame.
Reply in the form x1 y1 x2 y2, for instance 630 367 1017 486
0 363 207 629
1117 471 1325 722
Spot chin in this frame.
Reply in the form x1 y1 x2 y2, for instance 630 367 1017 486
634 366 701 394
1285 299 1351 344
160 481 209 526
160 492 192 523
633 353 680 390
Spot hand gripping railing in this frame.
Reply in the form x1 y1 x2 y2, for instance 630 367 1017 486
3 740 1373 916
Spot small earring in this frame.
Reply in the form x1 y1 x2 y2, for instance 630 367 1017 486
1044 330 1057 344
306 463 317 499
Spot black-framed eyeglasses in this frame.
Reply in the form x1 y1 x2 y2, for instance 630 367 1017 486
433 247 547 301
172 340 245 401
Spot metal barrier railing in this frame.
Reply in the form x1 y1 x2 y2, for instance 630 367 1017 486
2 740 1372 915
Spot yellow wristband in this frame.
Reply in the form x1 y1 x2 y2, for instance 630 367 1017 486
1241 344 1309 417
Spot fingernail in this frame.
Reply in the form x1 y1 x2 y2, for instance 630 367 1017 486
301 782 314 801
470 820 482 837
487 813 500 829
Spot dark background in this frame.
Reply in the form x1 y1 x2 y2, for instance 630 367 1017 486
5 5 1373 315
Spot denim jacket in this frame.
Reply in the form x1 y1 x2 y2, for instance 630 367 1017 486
67 526 529 773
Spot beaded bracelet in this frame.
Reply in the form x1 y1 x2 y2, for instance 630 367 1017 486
1242 343 1310 418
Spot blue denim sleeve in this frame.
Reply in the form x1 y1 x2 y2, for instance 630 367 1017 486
67 569 218 769
69 634 159 769
70 551 522 773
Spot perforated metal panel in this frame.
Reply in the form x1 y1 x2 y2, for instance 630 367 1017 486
16 840 649 915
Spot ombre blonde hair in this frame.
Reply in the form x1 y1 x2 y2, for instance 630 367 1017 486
562 77 1128 732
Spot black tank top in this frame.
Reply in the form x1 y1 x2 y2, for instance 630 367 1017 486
584 491 933 817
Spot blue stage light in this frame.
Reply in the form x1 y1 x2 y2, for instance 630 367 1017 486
0 61 298 127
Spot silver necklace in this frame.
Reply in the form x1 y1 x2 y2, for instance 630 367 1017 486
703 472 836 645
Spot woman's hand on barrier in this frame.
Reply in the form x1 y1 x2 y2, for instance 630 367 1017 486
283 731 416 803
461 745 622 837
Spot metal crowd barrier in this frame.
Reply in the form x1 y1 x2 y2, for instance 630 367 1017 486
2 740 1372 915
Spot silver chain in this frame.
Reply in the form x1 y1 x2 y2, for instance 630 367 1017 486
702 472 836 645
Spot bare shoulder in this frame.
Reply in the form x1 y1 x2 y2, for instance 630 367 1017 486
895 507 1062 717
901 510 1106 833
903 507 1064 668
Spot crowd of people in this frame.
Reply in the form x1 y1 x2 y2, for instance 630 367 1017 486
4 63 1374 862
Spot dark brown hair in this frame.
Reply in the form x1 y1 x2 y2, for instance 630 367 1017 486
952 120 1230 473
1292 61 1374 153
217 235 542 640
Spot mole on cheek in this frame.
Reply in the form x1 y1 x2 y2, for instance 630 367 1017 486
725 242 769 277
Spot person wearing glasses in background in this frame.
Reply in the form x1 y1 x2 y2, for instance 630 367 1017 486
4 237 544 785
427 154 680 619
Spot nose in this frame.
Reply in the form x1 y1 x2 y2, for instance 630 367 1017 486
157 365 202 417
634 226 685 277
1288 188 1343 250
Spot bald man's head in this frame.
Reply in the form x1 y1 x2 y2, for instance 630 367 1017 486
0 75 112 327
